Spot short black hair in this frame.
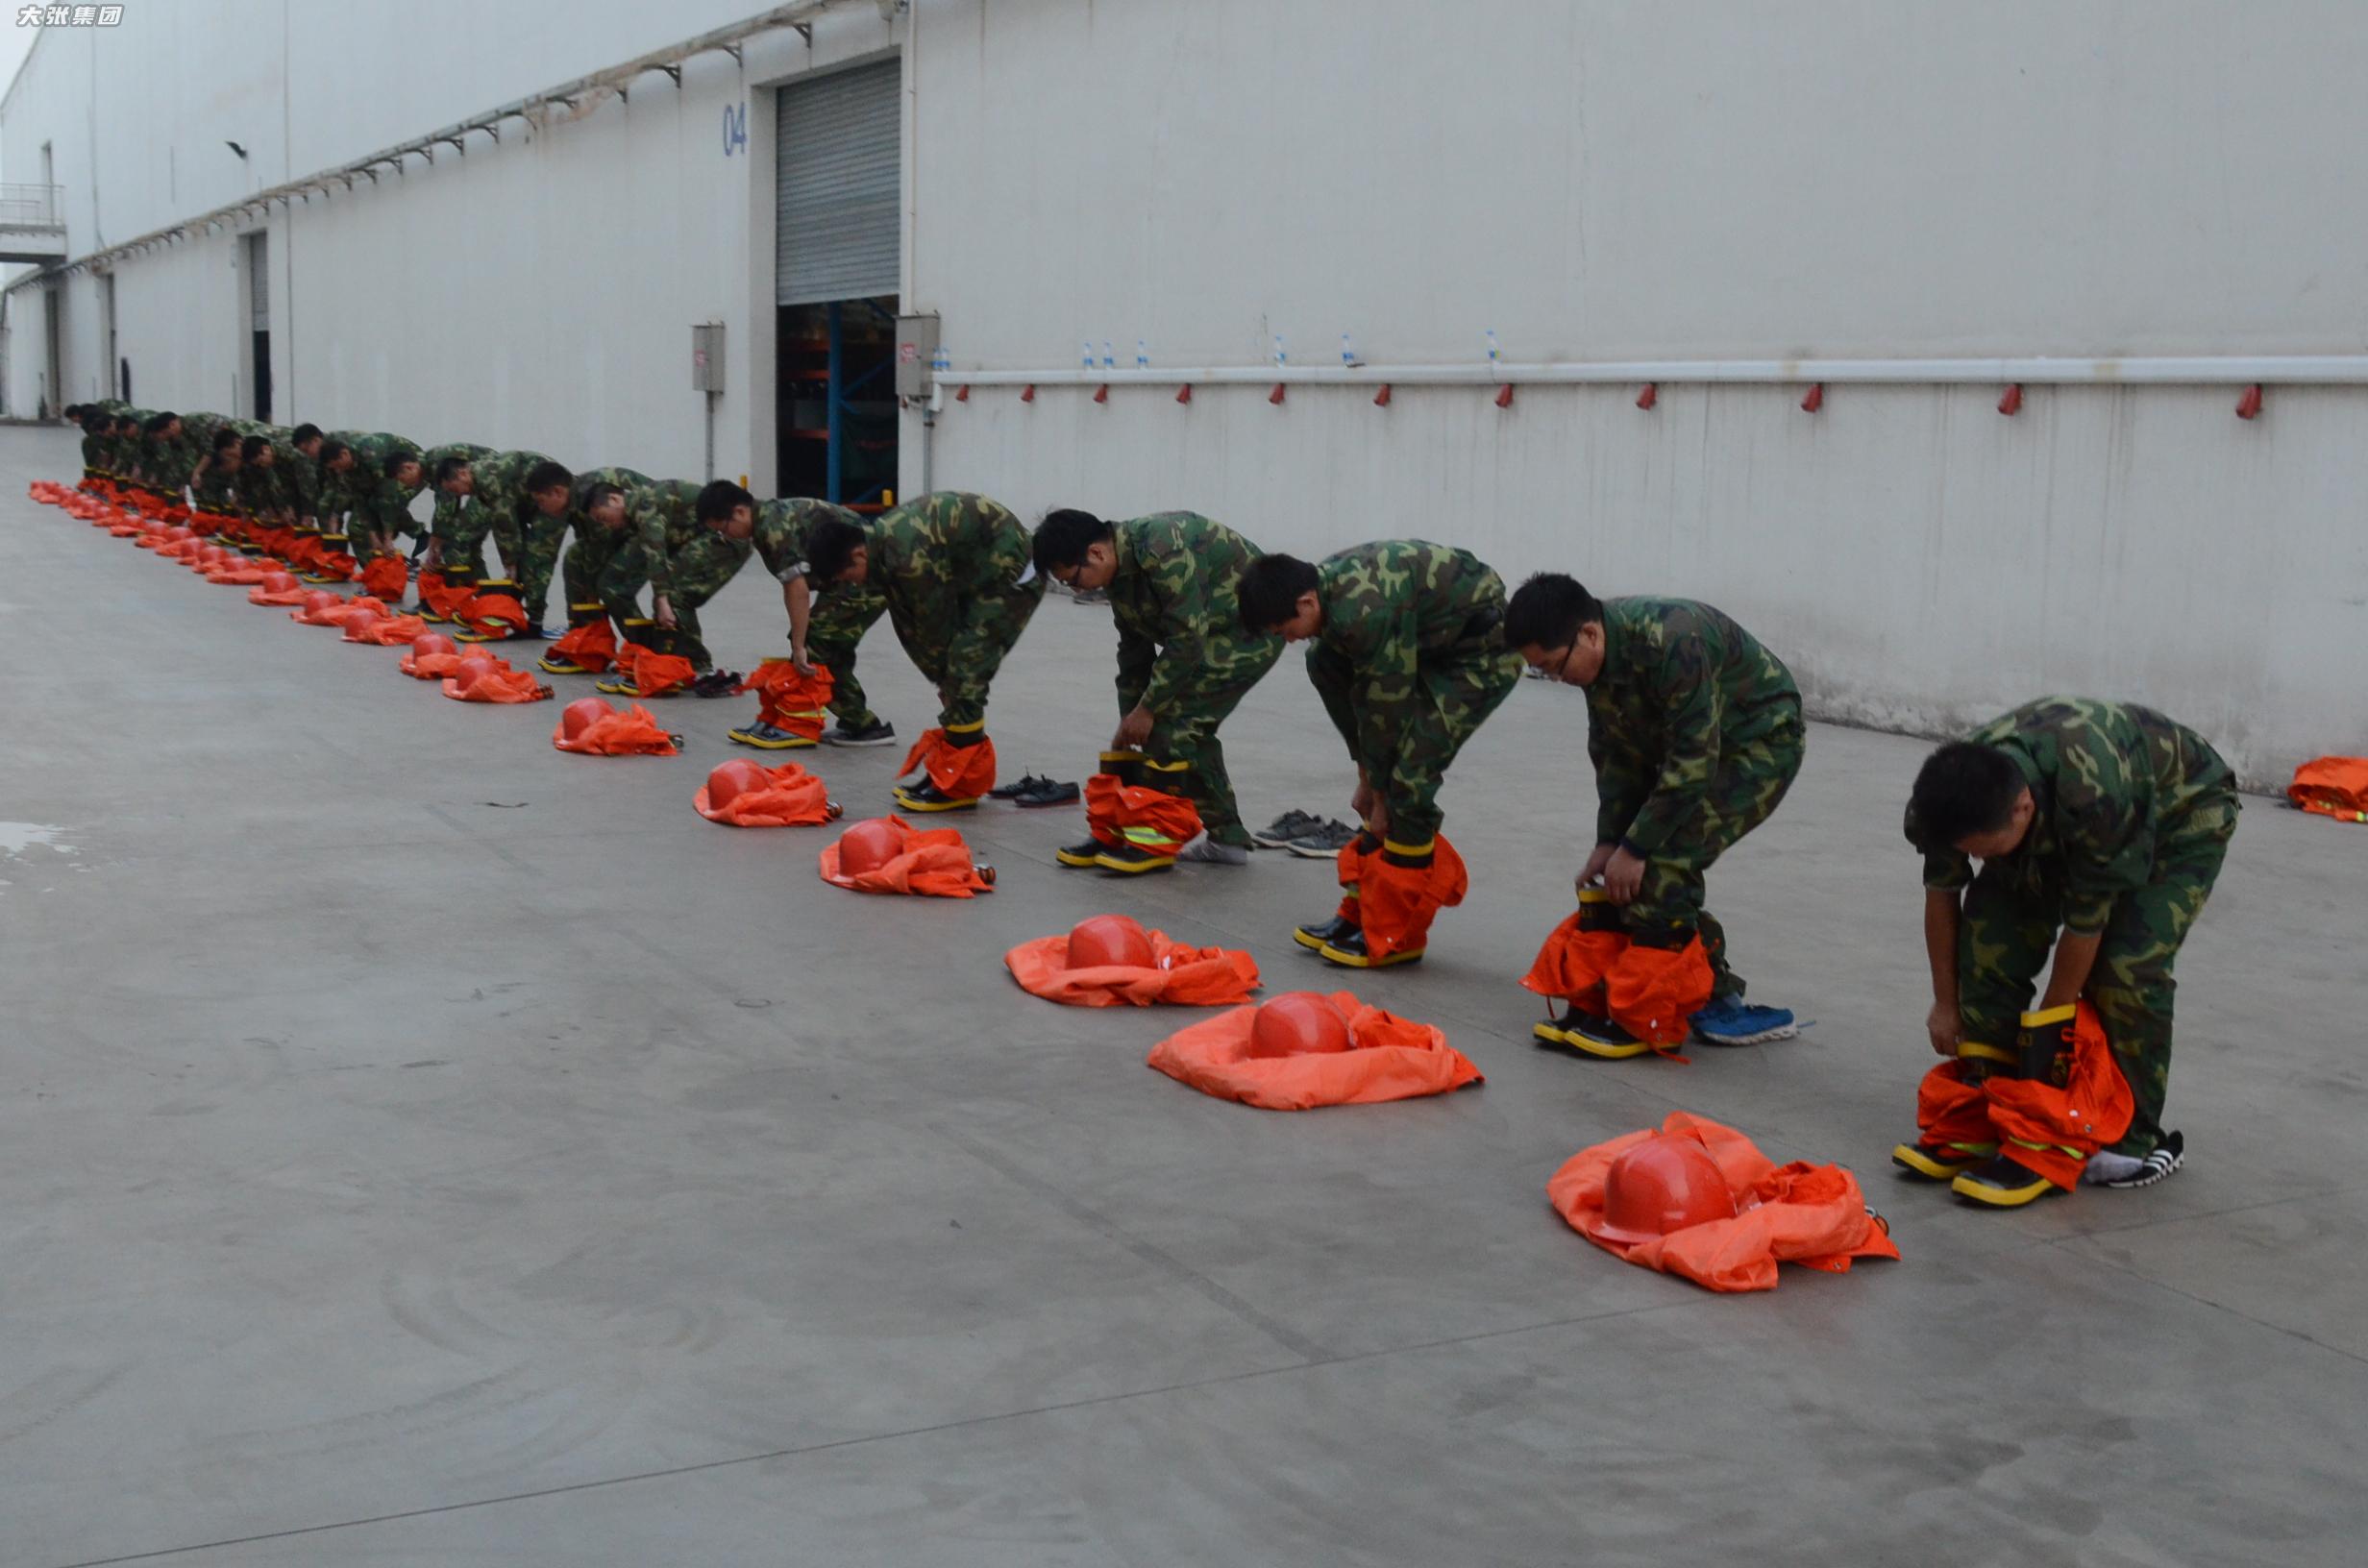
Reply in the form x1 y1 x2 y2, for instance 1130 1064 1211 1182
1032 508 1112 575
580 480 624 512
291 422 322 445
1905 742 2028 851
1236 553 1320 634
318 439 353 465
210 427 241 452
433 454 473 486
63 403 85 421
1505 572 1605 651
525 459 573 495
240 435 271 462
807 516 869 581
696 478 755 524
142 411 178 434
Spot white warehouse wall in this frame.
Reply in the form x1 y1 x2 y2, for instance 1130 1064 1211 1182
2 1 2361 786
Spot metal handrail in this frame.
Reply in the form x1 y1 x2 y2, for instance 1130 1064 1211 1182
0 183 62 226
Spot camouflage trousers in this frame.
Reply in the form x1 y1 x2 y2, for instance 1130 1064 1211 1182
1618 707 1805 1000
873 573 1048 731
506 511 573 625
598 532 752 674
797 583 894 724
1122 631 1285 846
1308 630 1522 845
1956 793 2238 1154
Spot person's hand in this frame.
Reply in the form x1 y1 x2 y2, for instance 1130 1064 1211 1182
791 651 815 677
1603 845 1647 904
421 541 442 571
1577 843 1616 896
654 597 678 630
1926 998 1961 1058
1112 704 1153 750
1350 775 1378 826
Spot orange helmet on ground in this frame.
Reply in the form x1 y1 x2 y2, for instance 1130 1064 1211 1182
299 590 340 615
261 571 299 593
1247 992 1352 1058
705 759 770 809
343 600 384 625
162 526 195 544
453 652 500 690
559 698 612 740
1595 1136 1739 1245
411 632 458 659
1067 914 1154 969
836 818 905 876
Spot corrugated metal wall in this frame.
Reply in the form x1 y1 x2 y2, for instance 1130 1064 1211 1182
774 60 899 306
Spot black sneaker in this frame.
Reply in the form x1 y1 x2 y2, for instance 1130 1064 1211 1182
1254 810 1323 848
990 772 1051 800
690 670 743 698
823 719 896 747
1293 914 1356 952
1013 778 1080 807
1286 819 1361 859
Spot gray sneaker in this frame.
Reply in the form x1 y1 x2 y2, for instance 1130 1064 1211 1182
1285 819 1361 859
1252 809 1323 848
1177 832 1250 866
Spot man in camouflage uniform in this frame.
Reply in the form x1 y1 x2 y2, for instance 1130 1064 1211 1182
1031 507 1283 869
317 430 426 564
232 431 295 531
1504 576 1806 1054
594 476 754 692
535 470 642 674
1898 698 2238 1206
722 494 887 747
805 493 1048 807
1237 541 1523 967
420 442 496 566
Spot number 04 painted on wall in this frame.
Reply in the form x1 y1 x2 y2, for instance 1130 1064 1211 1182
723 102 749 156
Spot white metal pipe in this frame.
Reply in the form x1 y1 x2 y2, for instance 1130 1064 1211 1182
949 356 2368 387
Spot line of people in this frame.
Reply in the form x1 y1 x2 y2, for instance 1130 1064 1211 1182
60 399 2236 1210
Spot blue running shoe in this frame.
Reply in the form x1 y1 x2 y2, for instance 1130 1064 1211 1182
1690 998 1800 1046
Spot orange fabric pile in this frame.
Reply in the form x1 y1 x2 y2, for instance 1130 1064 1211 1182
344 612 430 645
552 702 679 755
1335 833 1470 964
542 618 618 674
1082 768 1202 857
1547 1112 1901 1293
1005 929 1259 1008
818 817 993 898
356 553 409 600
400 647 468 679
2289 756 2368 823
899 727 998 796
608 641 697 698
1914 1001 2133 1189
1147 991 1482 1110
695 760 837 824
440 657 552 703
289 594 390 627
735 659 835 739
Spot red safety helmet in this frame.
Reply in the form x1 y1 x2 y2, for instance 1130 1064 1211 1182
559 697 611 740
299 589 341 615
1595 1135 1738 1245
260 571 299 593
1247 991 1352 1058
836 817 905 876
1067 913 1154 969
453 652 500 690
410 632 458 659
343 600 384 625
705 759 770 810
162 526 195 544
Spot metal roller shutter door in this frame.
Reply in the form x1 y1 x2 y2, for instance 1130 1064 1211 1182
775 60 900 306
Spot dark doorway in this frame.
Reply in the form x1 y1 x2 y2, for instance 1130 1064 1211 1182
243 233 271 421
776 296 898 508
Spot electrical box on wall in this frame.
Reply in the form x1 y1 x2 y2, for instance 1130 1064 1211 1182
691 322 726 393
894 313 940 397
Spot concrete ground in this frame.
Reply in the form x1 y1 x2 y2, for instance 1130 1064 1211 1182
3 422 2363 1567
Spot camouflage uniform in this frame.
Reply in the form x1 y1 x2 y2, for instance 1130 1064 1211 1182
1305 540 1523 847
1104 512 1284 847
1918 698 2239 1155
421 440 495 556
841 492 1047 732
752 497 885 723
1588 597 1804 999
596 477 752 672
322 431 426 548
550 467 648 625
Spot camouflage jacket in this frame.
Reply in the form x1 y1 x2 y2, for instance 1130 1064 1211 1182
1918 697 2238 933
868 492 1034 610
1588 597 1801 854
1313 539 1506 776
420 443 496 539
561 467 652 581
1106 511 1265 715
469 450 555 517
752 497 862 583
325 431 425 533
620 478 749 595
